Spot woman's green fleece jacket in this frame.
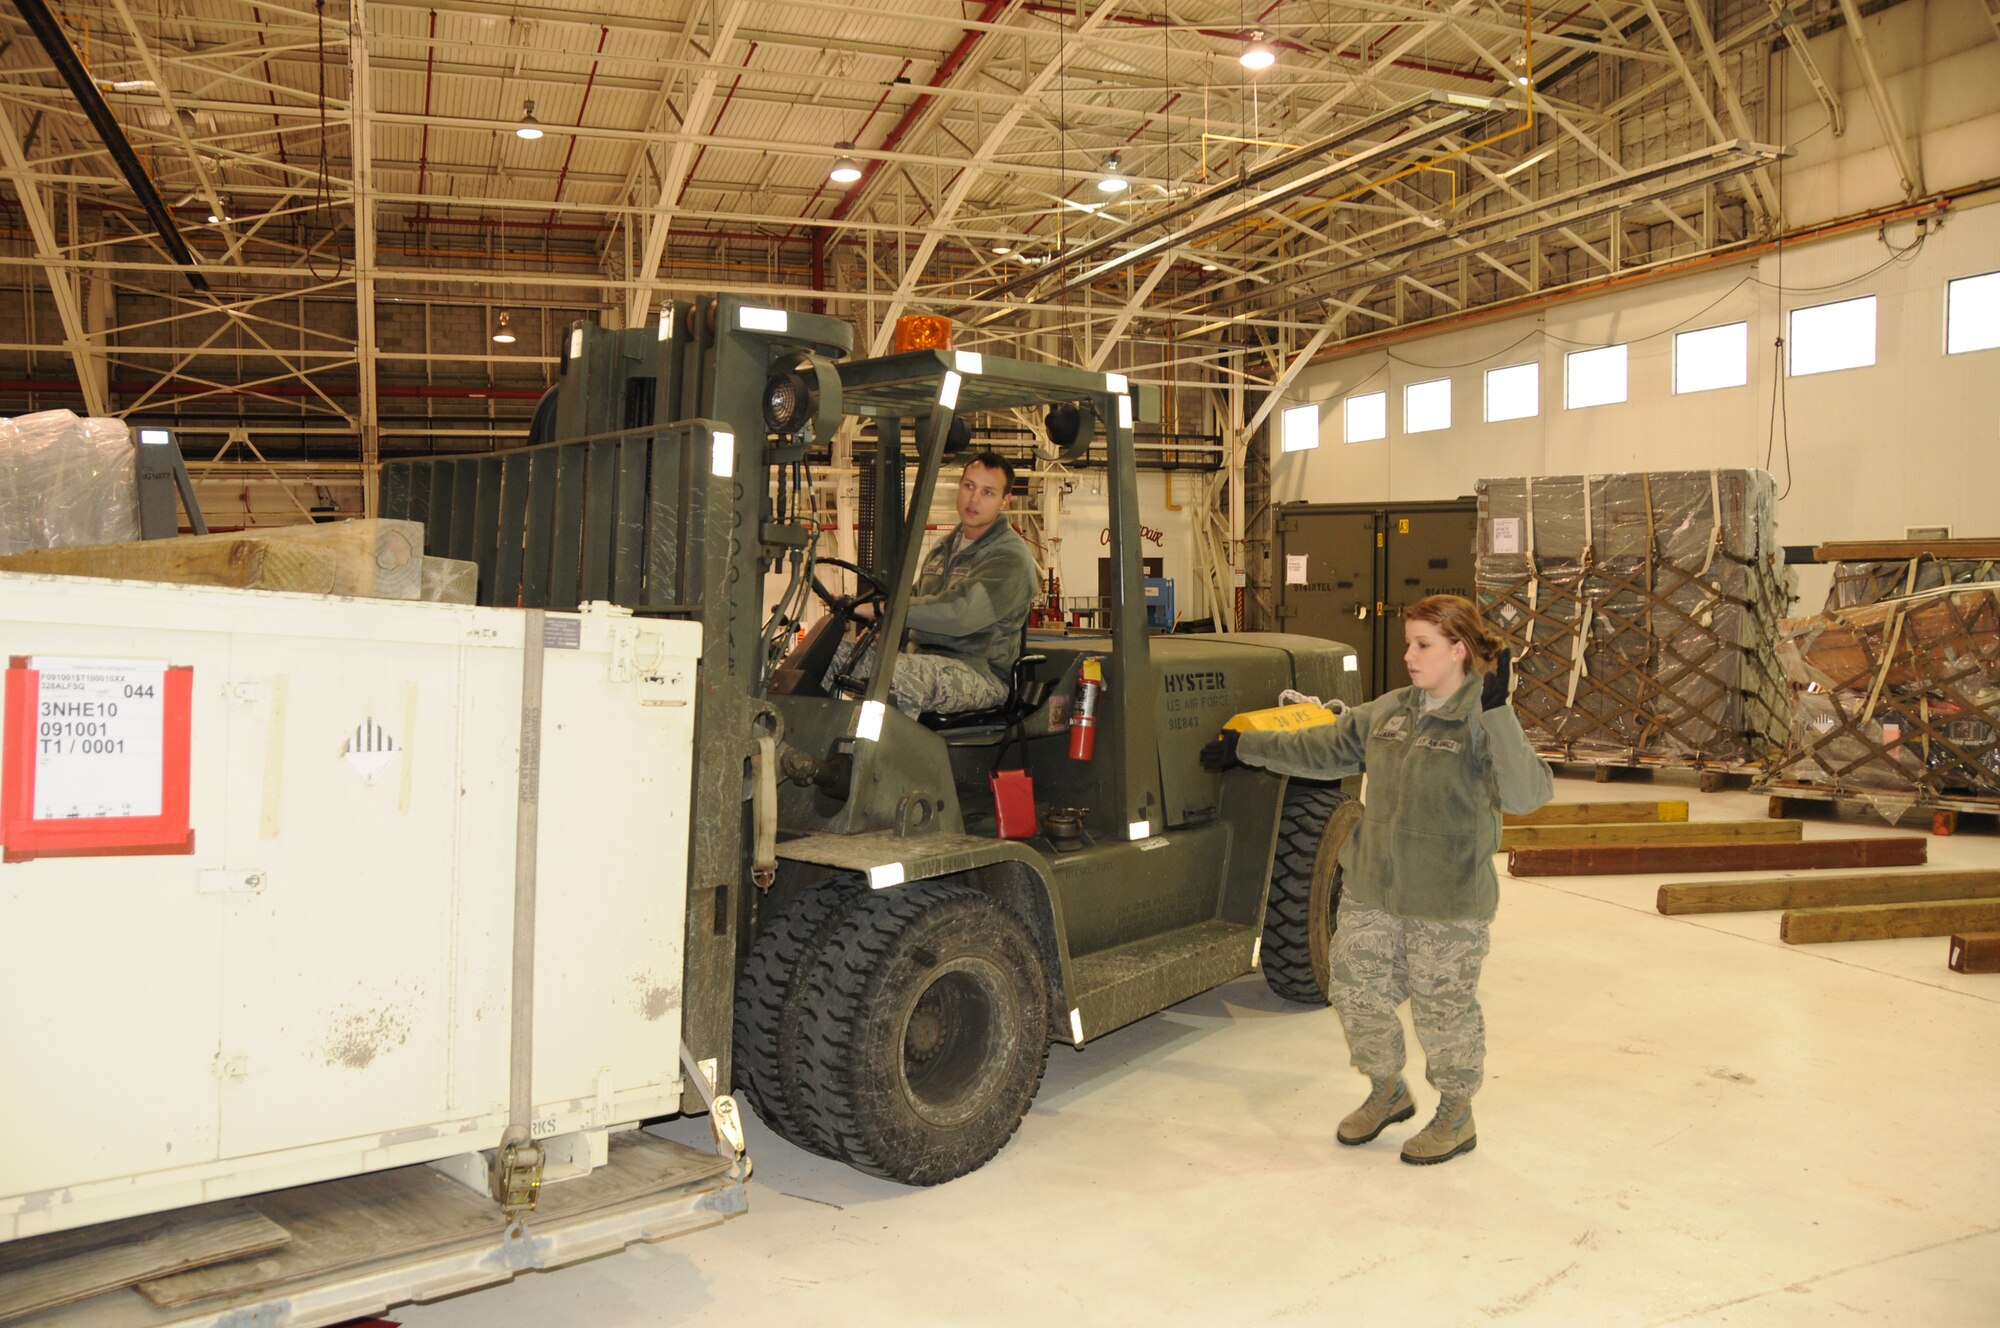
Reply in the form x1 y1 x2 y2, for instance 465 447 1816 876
1236 674 1554 922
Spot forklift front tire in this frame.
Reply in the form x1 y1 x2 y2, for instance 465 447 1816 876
1262 786 1361 1005
791 881 1050 1185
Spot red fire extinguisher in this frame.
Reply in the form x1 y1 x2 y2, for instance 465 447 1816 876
1068 657 1103 761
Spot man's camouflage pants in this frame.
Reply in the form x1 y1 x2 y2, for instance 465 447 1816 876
826 639 1007 718
1328 895 1491 1099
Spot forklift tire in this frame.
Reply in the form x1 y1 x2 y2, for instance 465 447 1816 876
791 880 1050 1185
732 879 861 1153
1262 786 1362 1005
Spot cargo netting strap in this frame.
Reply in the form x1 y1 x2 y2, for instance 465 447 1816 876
1522 477 1539 649
1696 469 1723 579
496 609 548 1215
1563 477 1595 710
1768 582 2000 801
1481 542 1785 767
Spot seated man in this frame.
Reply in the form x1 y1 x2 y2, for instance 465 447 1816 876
829 450 1039 717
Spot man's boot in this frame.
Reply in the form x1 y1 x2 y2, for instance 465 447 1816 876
1336 1077 1415 1146
1400 1096 1476 1165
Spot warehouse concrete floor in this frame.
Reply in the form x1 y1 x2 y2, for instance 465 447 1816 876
400 775 1999 1327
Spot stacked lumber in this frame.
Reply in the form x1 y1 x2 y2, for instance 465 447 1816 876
1510 801 1989 969
1651 867 2000 968
1510 836 1926 876
1499 819 1798 851
0 520 476 604
1504 800 1689 826
1475 469 1795 767
1657 869 2000 914
1781 899 2000 944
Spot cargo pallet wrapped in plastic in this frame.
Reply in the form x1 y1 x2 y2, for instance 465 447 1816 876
1765 582 2000 828
0 409 140 554
1475 469 1796 771
1823 553 1997 611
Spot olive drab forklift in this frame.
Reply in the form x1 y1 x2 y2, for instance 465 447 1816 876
381 294 1364 1185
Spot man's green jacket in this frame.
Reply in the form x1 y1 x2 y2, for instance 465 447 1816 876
1237 673 1554 921
904 520 1038 682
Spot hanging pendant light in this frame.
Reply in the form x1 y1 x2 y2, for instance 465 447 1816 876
516 100 543 140
492 312 517 344
1097 154 1128 194
829 142 863 184
1240 31 1276 70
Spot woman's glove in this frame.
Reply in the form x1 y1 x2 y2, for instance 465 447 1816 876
1200 729 1241 771
1481 647 1513 711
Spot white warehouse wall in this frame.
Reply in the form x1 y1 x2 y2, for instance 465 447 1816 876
1049 470 1203 622
1274 0 2000 610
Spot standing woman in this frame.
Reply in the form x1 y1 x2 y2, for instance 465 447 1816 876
1202 594 1553 1164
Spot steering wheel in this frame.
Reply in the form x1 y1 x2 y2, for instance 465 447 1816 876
811 556 891 624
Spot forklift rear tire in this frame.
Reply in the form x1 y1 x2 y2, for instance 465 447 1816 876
791 880 1050 1185
1262 786 1361 1005
732 879 861 1153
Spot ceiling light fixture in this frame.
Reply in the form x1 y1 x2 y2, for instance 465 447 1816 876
1201 261 1219 272
516 100 543 140
492 312 517 344
1240 31 1276 71
1097 155 1128 194
829 143 863 184
1511 51 1531 86
991 242 1012 255
205 192 232 224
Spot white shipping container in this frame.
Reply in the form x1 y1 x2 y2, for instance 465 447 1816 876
0 572 702 1241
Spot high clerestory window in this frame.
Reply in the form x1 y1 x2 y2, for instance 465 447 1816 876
1484 363 1538 422
1404 378 1451 434
1946 270 2000 356
1280 402 1320 452
1344 391 1387 443
1674 321 1748 394
1565 344 1628 409
1789 295 1876 377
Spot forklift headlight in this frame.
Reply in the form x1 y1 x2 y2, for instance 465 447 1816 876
763 366 816 436
1045 401 1096 459
1045 403 1082 448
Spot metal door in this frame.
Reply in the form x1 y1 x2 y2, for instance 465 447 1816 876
1275 510 1379 693
1379 504 1478 693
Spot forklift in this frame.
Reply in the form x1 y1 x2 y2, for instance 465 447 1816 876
382 294 1364 1184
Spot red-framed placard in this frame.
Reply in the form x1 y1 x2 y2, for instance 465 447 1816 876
2 656 195 862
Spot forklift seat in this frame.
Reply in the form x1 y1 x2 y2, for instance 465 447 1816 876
918 649 1050 733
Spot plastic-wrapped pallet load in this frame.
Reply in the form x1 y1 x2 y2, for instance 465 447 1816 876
1770 583 2000 802
0 409 141 555
1823 553 1998 610
1475 469 1796 766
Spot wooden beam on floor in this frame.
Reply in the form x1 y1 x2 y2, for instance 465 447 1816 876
1508 837 1928 877
1657 870 2000 915
1501 820 1800 851
1505 800 1689 827
1781 899 2000 944
1947 932 2000 973
1812 538 2000 561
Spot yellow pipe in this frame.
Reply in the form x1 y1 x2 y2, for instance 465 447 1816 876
1329 0 1534 207
1200 132 1303 181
